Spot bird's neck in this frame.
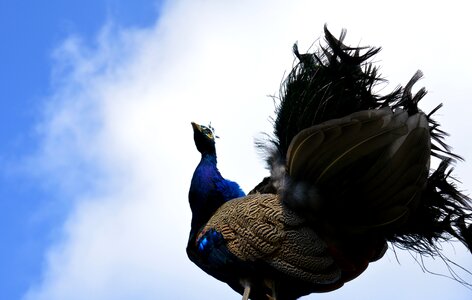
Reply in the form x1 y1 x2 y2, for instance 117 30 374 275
189 152 222 236
202 152 217 164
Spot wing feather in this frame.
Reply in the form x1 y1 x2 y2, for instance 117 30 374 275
284 108 431 233
203 194 341 284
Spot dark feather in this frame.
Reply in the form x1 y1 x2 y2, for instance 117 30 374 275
258 25 471 256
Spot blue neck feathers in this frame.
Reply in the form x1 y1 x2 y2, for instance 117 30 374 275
189 152 245 236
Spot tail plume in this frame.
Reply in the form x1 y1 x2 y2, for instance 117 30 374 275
392 159 472 254
265 25 472 256
272 25 401 159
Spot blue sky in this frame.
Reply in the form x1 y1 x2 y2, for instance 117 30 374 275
0 1 471 300
0 1 160 299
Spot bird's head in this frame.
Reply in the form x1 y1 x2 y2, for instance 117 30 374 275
191 122 217 155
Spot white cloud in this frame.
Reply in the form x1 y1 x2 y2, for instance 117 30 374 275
24 1 471 299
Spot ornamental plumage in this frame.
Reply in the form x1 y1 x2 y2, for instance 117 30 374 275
187 26 472 300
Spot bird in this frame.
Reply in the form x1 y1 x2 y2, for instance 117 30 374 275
186 26 472 300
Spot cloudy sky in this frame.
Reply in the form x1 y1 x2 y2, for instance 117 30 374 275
1 0 471 299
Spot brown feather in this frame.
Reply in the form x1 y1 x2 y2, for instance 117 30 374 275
203 193 341 284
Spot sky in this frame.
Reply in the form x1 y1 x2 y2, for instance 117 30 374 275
0 0 471 299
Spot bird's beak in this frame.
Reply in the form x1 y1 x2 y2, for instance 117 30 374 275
191 122 202 133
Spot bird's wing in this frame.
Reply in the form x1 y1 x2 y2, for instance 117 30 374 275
201 193 341 284
285 108 431 233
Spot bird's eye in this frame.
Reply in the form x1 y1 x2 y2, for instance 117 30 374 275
201 126 214 139
206 132 214 139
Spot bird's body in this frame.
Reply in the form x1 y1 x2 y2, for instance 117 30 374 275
193 193 342 299
187 27 472 300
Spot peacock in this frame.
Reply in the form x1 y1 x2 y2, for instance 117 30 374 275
186 26 472 300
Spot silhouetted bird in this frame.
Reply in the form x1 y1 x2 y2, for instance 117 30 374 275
187 26 472 300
